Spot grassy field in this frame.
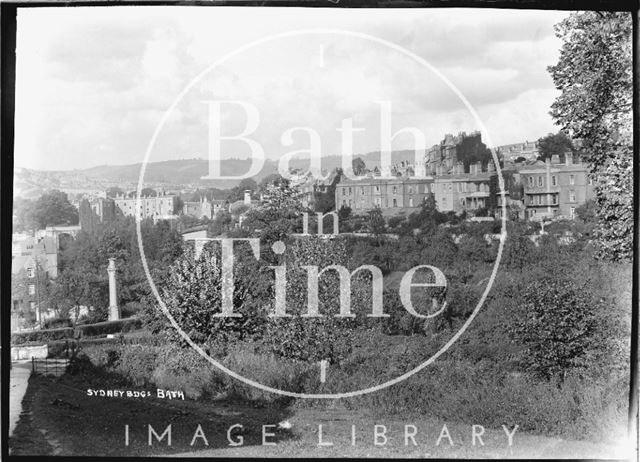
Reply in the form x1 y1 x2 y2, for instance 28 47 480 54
9 372 632 458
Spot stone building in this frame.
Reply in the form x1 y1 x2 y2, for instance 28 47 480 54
335 131 496 216
335 176 435 215
11 235 59 329
432 162 496 214
518 152 594 220
425 131 493 176
494 140 540 162
182 195 225 220
113 192 176 220
299 169 342 211
79 197 116 233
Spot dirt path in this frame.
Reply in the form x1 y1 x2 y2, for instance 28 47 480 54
9 361 32 437
172 407 633 459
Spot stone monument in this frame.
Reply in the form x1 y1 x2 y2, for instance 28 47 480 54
107 258 120 321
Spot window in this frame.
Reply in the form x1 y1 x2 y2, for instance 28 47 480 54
361 187 365 195
551 175 557 186
537 176 543 187
528 176 533 187
569 190 576 202
26 268 35 278
448 183 452 191
570 207 576 219
342 187 346 195
409 197 414 207
588 177 594 185
536 195 542 205
569 175 575 185
375 186 381 194
393 198 398 207
392 186 397 194
28 284 35 295
29 301 36 311
348 187 352 195
552 194 558 205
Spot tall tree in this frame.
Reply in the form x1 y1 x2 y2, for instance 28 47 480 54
28 190 79 230
106 186 124 198
548 12 632 261
537 131 575 162
367 206 385 245
352 157 366 176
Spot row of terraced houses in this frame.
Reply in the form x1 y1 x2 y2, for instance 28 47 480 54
334 132 594 221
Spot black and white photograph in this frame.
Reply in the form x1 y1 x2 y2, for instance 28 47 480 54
3 1 636 459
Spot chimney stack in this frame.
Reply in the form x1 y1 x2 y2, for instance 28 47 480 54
565 151 573 166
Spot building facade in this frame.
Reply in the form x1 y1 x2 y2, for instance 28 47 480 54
495 140 540 162
335 176 435 215
334 131 592 222
11 235 59 330
79 197 116 233
518 152 594 220
432 166 495 214
182 196 225 220
113 193 176 220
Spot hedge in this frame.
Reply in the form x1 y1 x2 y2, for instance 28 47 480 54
47 334 161 358
11 317 142 345
12 327 74 345
75 318 142 337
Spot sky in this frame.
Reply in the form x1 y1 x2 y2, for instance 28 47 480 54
14 7 570 171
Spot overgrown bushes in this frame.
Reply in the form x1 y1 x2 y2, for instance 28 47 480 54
42 316 73 329
74 338 627 441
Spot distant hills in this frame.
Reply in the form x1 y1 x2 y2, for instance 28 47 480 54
78 150 422 186
14 149 422 198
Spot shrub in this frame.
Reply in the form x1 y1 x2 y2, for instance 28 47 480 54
76 310 108 326
42 316 72 329
120 301 145 318
47 339 81 358
11 327 74 345
222 343 311 403
113 345 161 387
67 355 100 376
509 278 600 379
152 346 222 400
80 343 121 368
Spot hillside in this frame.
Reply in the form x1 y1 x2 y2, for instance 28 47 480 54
13 150 421 198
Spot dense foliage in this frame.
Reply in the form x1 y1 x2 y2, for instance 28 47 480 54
548 11 633 261
13 190 79 232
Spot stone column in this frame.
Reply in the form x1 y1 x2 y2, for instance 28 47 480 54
107 258 120 321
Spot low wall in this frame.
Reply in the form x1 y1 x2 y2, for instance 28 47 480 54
12 344 48 360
